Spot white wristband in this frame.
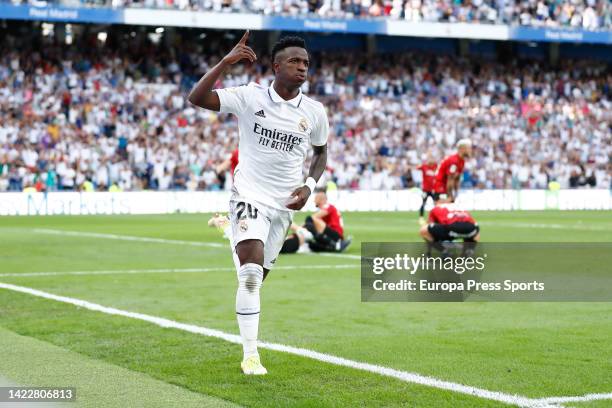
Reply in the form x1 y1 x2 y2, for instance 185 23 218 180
304 177 317 193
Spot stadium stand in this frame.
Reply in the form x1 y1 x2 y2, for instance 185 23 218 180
5 0 612 28
0 28 610 192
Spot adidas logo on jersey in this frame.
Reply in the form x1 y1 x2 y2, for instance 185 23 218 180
255 110 266 118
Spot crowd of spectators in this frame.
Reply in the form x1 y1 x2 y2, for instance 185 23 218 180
7 0 612 29
0 34 610 193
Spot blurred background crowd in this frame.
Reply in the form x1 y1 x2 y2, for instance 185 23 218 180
7 0 611 29
0 28 610 193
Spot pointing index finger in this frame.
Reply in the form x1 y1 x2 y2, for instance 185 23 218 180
238 30 250 45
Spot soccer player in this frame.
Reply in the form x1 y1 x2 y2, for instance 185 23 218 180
188 32 328 375
417 153 437 226
419 198 480 255
305 188 350 252
279 223 314 254
281 188 351 253
215 147 239 189
216 147 239 178
432 139 472 202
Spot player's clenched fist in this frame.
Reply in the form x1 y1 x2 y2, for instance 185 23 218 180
286 186 311 211
222 30 257 65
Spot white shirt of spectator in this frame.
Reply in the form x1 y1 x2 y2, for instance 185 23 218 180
216 81 328 210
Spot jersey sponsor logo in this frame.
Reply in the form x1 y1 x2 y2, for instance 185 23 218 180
253 123 304 153
255 109 266 118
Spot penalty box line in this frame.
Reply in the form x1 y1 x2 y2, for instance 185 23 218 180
0 282 583 408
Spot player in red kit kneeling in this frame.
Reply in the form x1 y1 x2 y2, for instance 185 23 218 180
419 198 480 257
417 153 438 226
433 139 472 202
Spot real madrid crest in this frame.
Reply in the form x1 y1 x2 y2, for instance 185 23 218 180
298 117 309 132
239 219 248 232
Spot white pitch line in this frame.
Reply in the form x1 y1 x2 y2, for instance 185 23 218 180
0 282 559 408
533 393 612 405
483 222 611 232
316 252 361 260
30 228 361 260
0 264 357 278
32 228 224 248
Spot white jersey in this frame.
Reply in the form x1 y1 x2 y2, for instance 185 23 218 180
217 81 328 210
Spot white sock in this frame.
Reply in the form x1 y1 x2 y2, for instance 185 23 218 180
236 263 263 360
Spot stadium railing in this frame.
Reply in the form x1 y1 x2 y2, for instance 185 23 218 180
0 2 610 44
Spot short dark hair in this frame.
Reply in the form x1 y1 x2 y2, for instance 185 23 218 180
271 36 307 61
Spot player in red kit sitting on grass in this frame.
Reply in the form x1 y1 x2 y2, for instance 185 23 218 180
419 198 480 256
297 188 351 253
280 188 351 253
417 153 438 226
433 139 472 202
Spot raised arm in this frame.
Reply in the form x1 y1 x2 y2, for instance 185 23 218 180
187 30 257 111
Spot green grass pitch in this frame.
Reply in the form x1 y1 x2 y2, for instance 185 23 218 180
0 211 611 407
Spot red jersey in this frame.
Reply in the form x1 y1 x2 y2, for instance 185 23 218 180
429 204 476 225
321 203 344 238
418 163 437 192
433 153 465 194
230 149 239 178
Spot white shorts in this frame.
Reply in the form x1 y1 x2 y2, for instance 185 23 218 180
229 193 293 270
